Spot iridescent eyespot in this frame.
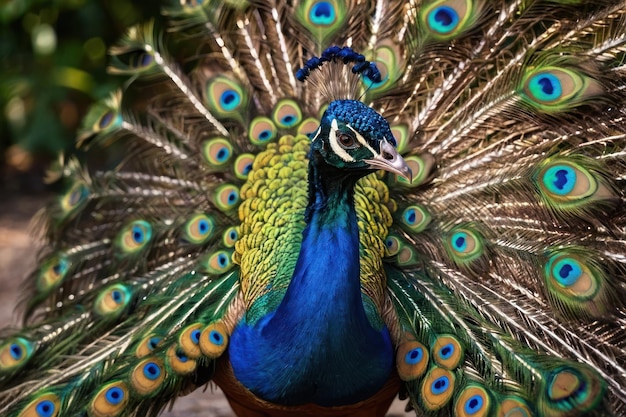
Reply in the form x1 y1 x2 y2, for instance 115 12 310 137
401 205 431 233
454 385 491 417
396 245 419 266
234 154 255 180
92 109 122 133
199 250 234 275
131 358 165 396
363 43 400 93
129 52 154 69
213 184 240 212
37 254 70 293
166 345 197 375
60 182 89 216
17 392 60 417
249 117 277 145
94 284 131 318
90 381 129 417
421 367 456 410
206 76 246 117
199 322 229 358
445 226 484 267
178 323 203 359
396 340 429 381
0 337 34 371
273 100 303 129
136 335 162 358
309 1 336 25
542 365 605 414
497 396 532 417
420 0 475 40
385 234 401 256
432 334 463 369
390 124 409 153
222 226 239 247
535 159 607 209
297 117 320 136
115 220 152 255
520 66 601 112
202 138 233 167
183 214 215 245
296 0 345 44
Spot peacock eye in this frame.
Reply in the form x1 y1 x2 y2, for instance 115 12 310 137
337 132 356 149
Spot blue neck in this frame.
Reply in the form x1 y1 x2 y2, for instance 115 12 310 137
229 158 393 406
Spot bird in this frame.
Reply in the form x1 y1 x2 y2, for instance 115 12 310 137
1 0 626 416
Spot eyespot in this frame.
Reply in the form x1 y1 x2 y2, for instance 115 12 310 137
183 214 215 245
385 234 401 256
206 76 246 117
89 381 129 417
297 117 320 136
363 43 401 93
0 337 34 371
213 184 240 212
272 100 303 129
94 284 131 318
520 66 602 112
166 345 197 375
497 396 533 417
454 385 491 417
420 367 456 410
202 138 233 167
401 205 431 233
541 365 605 415
199 322 229 358
92 109 122 133
445 226 484 267
199 250 234 275
543 251 608 319
135 335 162 358
432 334 463 369
390 124 409 153
222 226 239 247
17 392 60 417
115 220 153 255
396 340 429 381
420 0 475 40
249 117 277 146
178 323 204 359
233 153 255 180
537 160 599 202
397 245 419 266
60 182 89 216
37 254 70 293
131 358 165 396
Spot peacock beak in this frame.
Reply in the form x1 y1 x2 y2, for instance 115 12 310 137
365 139 413 183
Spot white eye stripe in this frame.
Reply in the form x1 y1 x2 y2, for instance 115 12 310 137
330 119 355 162
346 124 379 156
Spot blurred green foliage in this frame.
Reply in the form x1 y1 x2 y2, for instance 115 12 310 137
0 0 163 189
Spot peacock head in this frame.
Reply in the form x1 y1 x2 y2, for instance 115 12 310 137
311 100 412 181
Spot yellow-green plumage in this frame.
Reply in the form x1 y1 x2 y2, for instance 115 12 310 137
1 0 626 416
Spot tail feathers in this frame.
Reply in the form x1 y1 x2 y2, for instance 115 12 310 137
387 265 618 417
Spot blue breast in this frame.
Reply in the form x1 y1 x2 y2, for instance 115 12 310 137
229 220 394 406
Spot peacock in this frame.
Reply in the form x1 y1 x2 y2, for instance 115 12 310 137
2 0 626 416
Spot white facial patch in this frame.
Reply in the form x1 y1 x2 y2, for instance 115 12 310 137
329 119 355 162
